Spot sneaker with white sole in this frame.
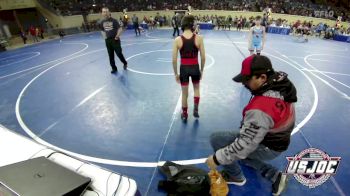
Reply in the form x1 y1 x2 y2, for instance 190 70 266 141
272 172 288 196
220 170 246 186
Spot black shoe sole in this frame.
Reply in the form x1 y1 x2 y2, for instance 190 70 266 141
272 174 288 196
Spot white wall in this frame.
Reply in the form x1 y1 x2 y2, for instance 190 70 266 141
0 0 35 10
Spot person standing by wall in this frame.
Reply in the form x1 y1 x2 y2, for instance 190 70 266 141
29 25 38 43
132 14 140 36
39 26 44 39
35 27 40 41
19 29 27 44
122 10 129 29
172 13 180 37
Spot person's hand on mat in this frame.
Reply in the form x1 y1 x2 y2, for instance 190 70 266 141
206 155 217 170
175 74 180 83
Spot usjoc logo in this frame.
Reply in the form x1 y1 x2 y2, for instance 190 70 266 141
285 148 341 188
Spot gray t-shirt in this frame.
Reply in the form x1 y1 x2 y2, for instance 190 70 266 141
99 17 120 39
132 16 139 23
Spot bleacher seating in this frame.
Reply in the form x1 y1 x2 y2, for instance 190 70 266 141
36 0 349 23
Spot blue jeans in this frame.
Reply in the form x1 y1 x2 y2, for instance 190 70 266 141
210 131 281 183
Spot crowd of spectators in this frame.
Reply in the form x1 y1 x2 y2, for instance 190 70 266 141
191 13 350 38
39 0 349 23
18 25 45 45
81 13 171 33
38 0 350 41
230 0 349 21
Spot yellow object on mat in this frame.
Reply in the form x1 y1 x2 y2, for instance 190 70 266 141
209 169 229 196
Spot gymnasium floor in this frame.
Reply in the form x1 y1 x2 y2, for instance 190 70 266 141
0 29 349 196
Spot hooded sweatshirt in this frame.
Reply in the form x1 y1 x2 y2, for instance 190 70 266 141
214 71 297 165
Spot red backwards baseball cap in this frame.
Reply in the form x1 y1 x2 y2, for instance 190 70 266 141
233 55 274 83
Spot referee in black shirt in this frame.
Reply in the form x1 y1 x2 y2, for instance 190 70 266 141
99 7 127 73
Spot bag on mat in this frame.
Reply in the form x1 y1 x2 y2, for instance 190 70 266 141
208 169 229 196
158 161 210 196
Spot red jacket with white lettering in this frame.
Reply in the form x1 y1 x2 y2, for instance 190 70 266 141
215 72 297 165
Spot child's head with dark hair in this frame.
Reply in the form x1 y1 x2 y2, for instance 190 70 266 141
181 15 195 31
255 16 262 25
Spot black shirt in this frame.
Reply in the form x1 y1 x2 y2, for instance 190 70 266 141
99 17 120 39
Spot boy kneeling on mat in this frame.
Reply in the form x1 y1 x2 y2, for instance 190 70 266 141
206 55 297 196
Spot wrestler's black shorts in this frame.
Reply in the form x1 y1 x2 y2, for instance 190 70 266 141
180 64 201 86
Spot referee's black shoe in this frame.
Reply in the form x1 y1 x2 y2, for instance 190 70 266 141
111 68 118 74
123 63 128 70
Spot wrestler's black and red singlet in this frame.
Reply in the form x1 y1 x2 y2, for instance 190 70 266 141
179 34 201 86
